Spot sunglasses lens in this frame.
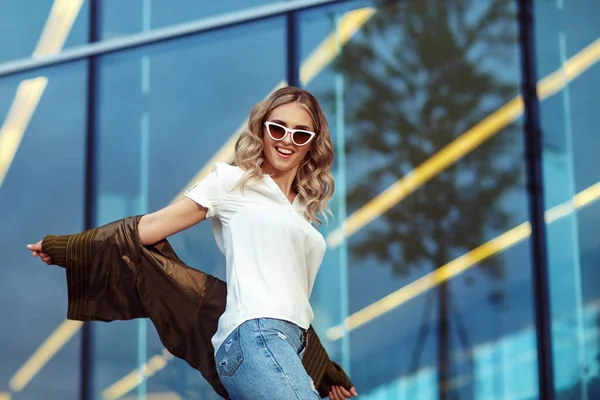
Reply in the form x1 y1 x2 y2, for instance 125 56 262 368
293 131 313 145
268 124 286 140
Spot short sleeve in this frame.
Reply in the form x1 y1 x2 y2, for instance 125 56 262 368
184 166 222 219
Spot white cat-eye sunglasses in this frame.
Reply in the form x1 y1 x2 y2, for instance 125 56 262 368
264 121 316 147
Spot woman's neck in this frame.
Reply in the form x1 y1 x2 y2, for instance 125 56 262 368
262 161 298 200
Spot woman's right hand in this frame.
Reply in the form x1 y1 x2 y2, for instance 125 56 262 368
27 240 52 265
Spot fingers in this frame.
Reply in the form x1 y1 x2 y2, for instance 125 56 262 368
329 386 343 400
27 241 51 264
27 242 42 252
328 388 337 400
328 387 336 400
33 252 52 263
330 386 358 399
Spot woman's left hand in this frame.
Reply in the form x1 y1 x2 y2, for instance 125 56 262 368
329 385 358 399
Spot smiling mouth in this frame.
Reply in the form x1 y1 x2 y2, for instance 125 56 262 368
276 147 294 156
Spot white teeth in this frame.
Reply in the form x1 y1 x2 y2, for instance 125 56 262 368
277 147 293 155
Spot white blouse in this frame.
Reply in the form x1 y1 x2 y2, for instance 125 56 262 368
184 162 327 354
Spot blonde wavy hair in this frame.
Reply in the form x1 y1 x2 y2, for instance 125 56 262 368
233 86 335 226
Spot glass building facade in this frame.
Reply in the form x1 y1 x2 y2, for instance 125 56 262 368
0 1 598 399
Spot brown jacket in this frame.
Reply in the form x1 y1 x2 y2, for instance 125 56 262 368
42 216 352 399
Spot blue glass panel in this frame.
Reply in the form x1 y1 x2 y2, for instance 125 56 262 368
99 0 282 40
300 0 538 398
0 61 87 399
0 0 89 64
535 0 600 398
92 16 286 399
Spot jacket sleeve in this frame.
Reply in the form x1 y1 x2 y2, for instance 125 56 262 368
303 326 354 398
41 217 230 400
40 234 71 266
42 220 147 321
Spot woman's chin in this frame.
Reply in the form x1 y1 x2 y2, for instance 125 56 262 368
265 153 298 174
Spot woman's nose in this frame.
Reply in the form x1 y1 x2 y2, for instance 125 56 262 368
281 132 294 146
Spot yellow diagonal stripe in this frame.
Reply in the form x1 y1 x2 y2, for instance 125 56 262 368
327 96 523 246
300 8 375 84
33 0 84 58
169 80 287 203
0 0 83 191
170 8 376 203
0 78 48 189
4 0 84 393
326 36 600 248
102 349 174 400
9 320 83 391
326 180 600 340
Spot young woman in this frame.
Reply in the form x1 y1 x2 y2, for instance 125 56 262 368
28 87 358 400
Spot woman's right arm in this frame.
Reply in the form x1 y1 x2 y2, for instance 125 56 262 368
137 197 209 245
28 165 223 261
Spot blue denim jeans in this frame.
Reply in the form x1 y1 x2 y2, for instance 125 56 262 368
215 318 321 399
